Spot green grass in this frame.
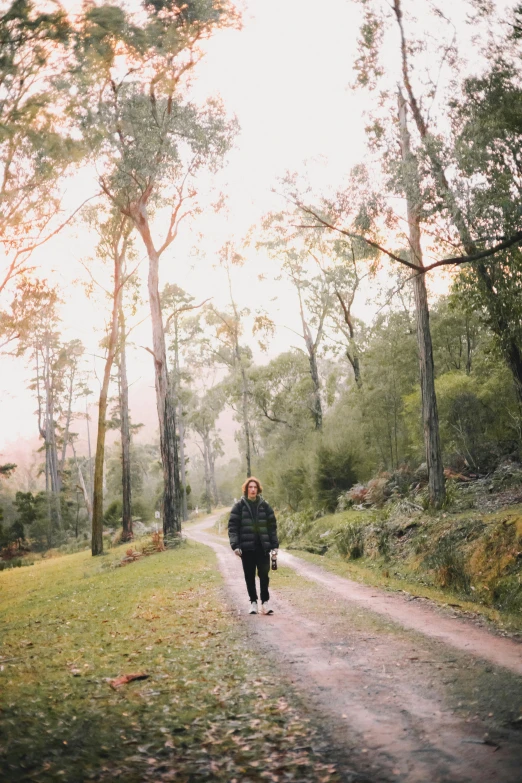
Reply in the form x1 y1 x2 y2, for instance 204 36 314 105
0 540 339 783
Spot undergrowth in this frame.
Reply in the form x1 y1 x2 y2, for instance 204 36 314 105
278 503 522 624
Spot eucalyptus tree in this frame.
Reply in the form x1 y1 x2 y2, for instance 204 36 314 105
187 387 224 512
248 350 315 443
204 301 254 476
314 238 371 389
73 1 236 537
261 224 335 430
118 303 132 541
0 1 83 346
287 1 522 504
26 307 86 542
162 283 207 521
351 0 522 399
202 245 272 476
86 210 135 556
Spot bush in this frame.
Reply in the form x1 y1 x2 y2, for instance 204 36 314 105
335 522 365 559
104 500 122 526
315 446 357 512
277 509 315 546
424 537 471 593
366 476 390 507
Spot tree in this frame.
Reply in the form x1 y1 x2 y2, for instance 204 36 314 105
118 302 132 541
261 225 335 430
203 246 262 476
249 351 315 436
88 211 134 555
430 296 483 377
188 386 224 512
0 2 84 351
162 283 208 521
321 241 368 389
396 88 445 506
24 298 86 540
74 1 237 537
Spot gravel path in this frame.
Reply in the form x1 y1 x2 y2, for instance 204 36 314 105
187 515 522 783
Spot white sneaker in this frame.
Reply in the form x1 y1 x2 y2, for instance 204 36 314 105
249 601 258 614
262 602 273 615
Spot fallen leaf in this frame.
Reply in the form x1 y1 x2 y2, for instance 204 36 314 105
108 673 150 690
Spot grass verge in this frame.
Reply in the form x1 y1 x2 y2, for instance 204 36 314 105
0 540 339 783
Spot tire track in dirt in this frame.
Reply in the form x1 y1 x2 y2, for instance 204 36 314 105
278 551 522 676
187 516 522 783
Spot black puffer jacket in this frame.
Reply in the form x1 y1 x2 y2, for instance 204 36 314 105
228 496 279 553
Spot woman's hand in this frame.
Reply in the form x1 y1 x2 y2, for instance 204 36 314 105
234 548 242 557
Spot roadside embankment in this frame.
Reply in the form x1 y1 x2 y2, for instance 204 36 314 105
276 502 522 635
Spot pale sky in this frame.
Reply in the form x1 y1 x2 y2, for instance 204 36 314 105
1 0 368 458
0 0 498 464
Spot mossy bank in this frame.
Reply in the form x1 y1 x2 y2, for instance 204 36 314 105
278 503 522 633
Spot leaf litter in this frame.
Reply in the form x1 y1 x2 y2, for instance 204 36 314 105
0 539 341 783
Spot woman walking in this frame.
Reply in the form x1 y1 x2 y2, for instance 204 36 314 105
228 476 279 614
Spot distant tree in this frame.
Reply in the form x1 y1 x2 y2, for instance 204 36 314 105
188 388 224 512
261 223 335 430
162 284 207 521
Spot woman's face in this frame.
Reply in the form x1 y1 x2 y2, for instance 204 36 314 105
247 481 258 499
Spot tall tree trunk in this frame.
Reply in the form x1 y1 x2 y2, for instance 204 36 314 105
307 345 323 429
137 219 181 537
44 339 62 531
91 254 124 555
177 402 189 521
173 324 189 521
60 368 75 476
71 442 92 522
209 440 219 505
202 436 212 513
398 91 445 507
226 260 252 477
86 396 94 501
298 287 323 429
239 362 252 477
119 306 133 542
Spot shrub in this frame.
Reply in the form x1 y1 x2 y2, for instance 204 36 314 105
424 537 471 593
278 509 315 546
336 522 365 559
366 476 390 507
315 446 357 512
104 500 122 526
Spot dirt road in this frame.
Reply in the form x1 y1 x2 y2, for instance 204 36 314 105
187 515 522 783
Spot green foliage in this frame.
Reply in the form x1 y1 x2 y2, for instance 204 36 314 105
0 0 82 316
13 491 37 526
103 499 122 526
355 311 418 470
315 445 358 512
405 369 520 471
335 521 365 559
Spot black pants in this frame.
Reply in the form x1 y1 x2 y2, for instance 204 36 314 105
241 549 270 603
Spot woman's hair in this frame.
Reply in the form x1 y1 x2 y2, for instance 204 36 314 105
242 476 263 496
